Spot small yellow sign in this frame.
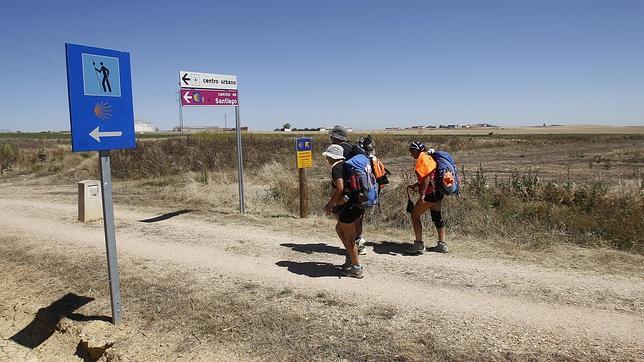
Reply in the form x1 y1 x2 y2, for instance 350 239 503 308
296 150 313 168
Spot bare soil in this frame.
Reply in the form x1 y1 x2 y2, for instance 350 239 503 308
0 182 642 361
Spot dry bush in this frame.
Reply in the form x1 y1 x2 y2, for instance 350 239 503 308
107 133 536 180
262 161 642 254
451 166 643 253
257 161 299 212
110 133 301 179
0 141 17 173
0 139 96 181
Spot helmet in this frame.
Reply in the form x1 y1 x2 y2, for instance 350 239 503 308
409 141 425 151
357 135 374 152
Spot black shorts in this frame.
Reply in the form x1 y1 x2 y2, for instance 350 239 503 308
336 204 365 224
423 191 444 203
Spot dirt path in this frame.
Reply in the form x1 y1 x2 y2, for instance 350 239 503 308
1 183 643 360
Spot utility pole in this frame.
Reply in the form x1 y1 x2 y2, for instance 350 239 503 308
176 90 184 133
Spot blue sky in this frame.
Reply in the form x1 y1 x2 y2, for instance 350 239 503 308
0 0 642 131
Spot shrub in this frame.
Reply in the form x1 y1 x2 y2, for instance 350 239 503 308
0 142 17 173
258 161 300 213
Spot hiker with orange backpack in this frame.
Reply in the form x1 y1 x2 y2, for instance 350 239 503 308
357 135 390 198
404 141 453 254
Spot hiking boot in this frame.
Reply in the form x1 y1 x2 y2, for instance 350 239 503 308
356 237 367 255
426 241 449 253
404 241 424 255
342 265 364 279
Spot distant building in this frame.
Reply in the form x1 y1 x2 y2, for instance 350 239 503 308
135 119 157 133
183 126 248 133
470 123 498 128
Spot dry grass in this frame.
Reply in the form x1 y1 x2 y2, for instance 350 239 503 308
2 132 642 254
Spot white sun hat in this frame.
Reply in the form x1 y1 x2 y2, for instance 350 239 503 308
322 144 345 160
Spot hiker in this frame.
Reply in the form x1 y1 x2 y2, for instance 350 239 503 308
93 61 112 93
357 135 390 194
329 126 368 255
322 144 364 278
405 141 448 254
329 125 366 161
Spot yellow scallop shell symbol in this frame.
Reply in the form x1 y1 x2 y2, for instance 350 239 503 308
94 101 113 120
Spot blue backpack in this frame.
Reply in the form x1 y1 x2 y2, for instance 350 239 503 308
431 151 459 195
344 154 378 208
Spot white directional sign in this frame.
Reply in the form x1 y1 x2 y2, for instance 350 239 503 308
179 71 238 90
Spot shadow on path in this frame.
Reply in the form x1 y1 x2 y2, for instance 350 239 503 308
139 209 194 223
10 293 110 349
280 242 345 256
276 261 341 278
365 240 421 256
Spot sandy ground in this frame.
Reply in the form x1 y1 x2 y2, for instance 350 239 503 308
0 182 643 361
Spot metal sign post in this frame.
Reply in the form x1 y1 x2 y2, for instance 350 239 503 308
295 138 313 218
178 88 184 133
66 43 135 325
235 105 245 213
99 150 122 324
179 70 244 213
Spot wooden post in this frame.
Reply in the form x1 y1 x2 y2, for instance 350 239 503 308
299 167 308 218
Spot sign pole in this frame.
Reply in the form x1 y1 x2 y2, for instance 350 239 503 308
66 43 134 326
298 167 308 218
179 87 184 133
235 105 245 213
98 150 122 325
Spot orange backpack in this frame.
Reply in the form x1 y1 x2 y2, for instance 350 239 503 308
369 155 390 190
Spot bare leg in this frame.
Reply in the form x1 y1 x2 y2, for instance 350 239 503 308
338 221 359 265
411 199 433 242
335 222 344 241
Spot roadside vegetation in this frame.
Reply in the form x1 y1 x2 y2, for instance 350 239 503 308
1 132 642 254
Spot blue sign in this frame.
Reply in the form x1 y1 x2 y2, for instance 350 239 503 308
296 137 312 151
66 43 135 152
